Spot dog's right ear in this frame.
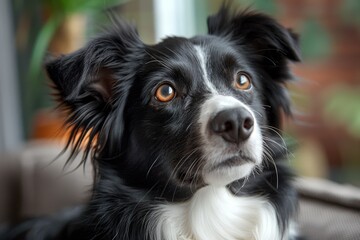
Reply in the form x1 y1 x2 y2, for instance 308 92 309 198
45 22 144 161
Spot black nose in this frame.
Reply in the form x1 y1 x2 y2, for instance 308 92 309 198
210 108 254 144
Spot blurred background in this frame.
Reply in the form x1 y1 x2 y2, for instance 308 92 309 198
0 0 359 223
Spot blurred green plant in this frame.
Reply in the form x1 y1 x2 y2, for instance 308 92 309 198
29 0 124 101
300 18 332 61
194 0 278 41
15 0 125 136
324 86 360 138
235 0 277 14
341 0 360 26
324 0 360 139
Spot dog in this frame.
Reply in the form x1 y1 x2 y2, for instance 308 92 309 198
1 4 302 240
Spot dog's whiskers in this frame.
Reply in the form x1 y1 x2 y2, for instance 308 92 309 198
251 108 263 118
190 159 204 193
185 122 193 132
173 156 201 201
146 155 161 178
159 146 201 199
262 142 279 190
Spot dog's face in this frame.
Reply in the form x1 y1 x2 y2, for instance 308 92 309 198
46 7 300 194
129 36 266 187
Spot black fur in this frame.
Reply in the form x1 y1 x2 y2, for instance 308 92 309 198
1 5 301 240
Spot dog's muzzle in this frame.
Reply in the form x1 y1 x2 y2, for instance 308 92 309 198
198 95 263 185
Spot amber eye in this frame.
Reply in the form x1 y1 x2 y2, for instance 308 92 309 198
234 72 252 90
155 84 176 102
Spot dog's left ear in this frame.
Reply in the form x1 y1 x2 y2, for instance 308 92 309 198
208 6 301 128
45 22 144 161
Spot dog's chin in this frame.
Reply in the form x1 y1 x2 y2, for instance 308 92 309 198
203 161 255 186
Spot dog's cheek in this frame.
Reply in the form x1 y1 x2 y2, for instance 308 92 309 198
168 108 206 185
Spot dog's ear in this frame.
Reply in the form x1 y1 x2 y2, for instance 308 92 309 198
208 6 300 62
208 6 301 128
45 21 144 162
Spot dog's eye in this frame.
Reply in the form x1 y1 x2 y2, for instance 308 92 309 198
234 72 252 90
155 84 176 102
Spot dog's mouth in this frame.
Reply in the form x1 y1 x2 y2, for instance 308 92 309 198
209 155 255 172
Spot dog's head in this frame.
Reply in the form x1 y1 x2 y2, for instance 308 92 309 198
46 6 300 196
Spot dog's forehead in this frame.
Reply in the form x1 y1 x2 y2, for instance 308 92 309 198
147 37 198 64
144 36 241 93
150 35 238 64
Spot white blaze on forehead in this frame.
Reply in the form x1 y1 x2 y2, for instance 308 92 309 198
194 45 218 93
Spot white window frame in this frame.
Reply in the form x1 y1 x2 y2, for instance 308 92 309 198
153 0 196 41
0 0 23 152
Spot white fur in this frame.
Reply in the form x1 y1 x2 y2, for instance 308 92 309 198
194 45 218 94
154 186 282 240
198 95 263 186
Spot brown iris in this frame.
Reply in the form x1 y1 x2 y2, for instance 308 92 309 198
234 72 252 90
155 84 176 102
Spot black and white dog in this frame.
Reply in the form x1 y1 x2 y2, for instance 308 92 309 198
1 4 301 240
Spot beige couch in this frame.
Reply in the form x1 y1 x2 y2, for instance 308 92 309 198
0 141 92 222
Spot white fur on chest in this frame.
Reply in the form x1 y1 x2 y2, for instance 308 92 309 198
153 186 281 240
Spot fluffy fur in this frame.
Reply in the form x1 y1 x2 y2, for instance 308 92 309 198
1 4 301 240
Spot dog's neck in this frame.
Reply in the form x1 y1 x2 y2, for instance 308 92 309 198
152 185 282 240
